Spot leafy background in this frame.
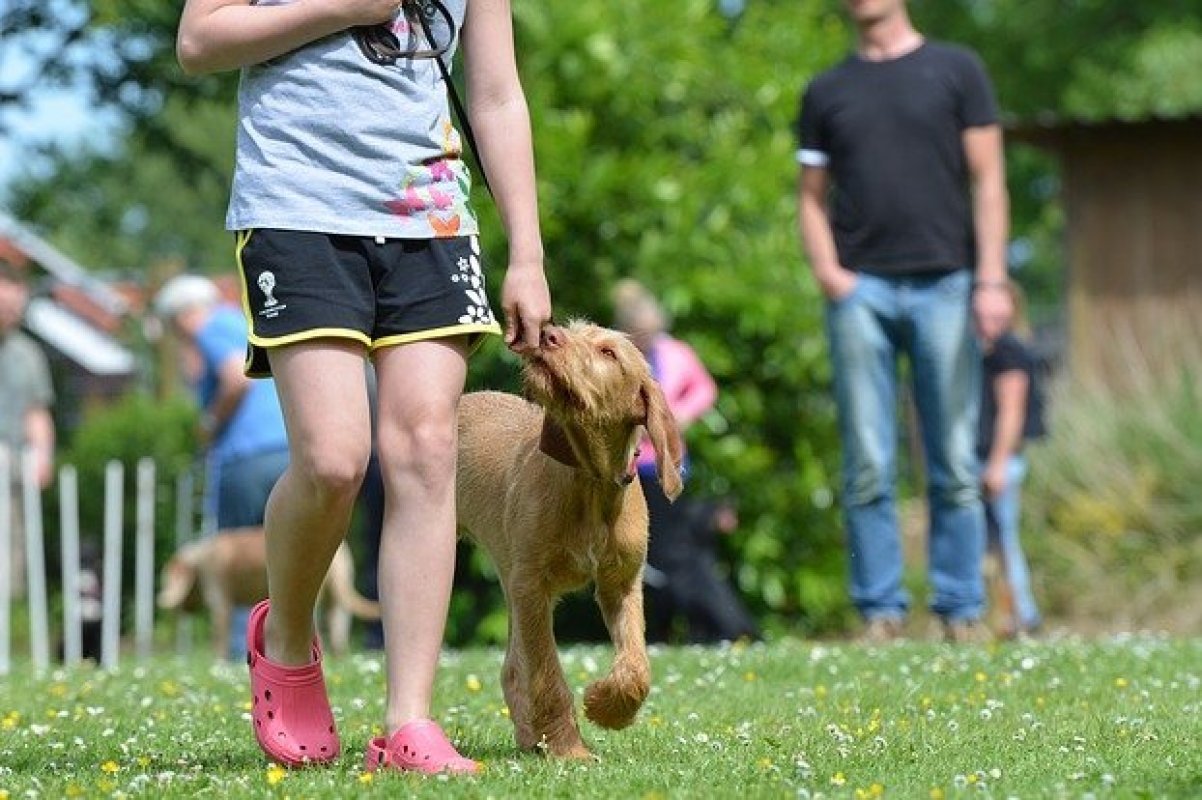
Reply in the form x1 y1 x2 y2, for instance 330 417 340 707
3 0 1202 640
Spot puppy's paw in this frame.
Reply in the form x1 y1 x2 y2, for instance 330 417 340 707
583 677 647 730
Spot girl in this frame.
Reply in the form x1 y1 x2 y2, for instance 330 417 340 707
177 0 552 773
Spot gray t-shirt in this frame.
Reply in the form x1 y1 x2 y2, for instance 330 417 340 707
0 330 54 453
227 0 478 239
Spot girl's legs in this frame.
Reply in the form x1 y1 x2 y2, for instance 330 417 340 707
993 455 1041 632
372 336 469 733
262 340 372 665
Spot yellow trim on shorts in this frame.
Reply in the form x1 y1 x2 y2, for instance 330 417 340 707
250 327 374 349
371 322 502 353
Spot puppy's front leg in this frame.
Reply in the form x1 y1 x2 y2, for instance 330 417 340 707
584 569 651 730
508 582 591 759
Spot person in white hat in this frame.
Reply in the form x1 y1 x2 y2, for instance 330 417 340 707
154 273 289 660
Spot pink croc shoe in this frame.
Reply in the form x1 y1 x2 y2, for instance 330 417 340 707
364 719 479 775
247 599 340 767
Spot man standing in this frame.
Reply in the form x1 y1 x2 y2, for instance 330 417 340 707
796 0 1012 642
154 274 289 658
0 257 56 600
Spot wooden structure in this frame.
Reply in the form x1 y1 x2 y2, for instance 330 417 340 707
1009 114 1202 388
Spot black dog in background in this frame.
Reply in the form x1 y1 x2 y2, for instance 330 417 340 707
55 538 104 663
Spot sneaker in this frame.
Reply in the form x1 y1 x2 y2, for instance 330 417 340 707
856 616 905 644
942 618 991 644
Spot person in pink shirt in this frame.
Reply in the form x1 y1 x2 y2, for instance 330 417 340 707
612 279 759 643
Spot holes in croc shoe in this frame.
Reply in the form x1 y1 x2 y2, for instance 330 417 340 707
267 710 275 720
299 745 308 752
264 689 273 702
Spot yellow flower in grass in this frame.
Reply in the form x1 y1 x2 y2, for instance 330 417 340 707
855 784 884 799
831 772 847 786
1 712 19 730
101 760 120 774
1114 677 1129 689
929 788 945 800
466 674 483 692
266 764 287 785
744 671 757 682
1 789 10 800
358 772 374 785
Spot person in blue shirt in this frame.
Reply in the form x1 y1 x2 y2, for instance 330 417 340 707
155 273 290 659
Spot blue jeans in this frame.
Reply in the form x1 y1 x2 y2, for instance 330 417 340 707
826 270 986 622
984 455 1041 630
210 446 290 660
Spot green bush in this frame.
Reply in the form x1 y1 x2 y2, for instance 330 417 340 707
43 393 200 613
1023 366 1202 632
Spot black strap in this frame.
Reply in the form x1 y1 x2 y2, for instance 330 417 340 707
412 3 493 198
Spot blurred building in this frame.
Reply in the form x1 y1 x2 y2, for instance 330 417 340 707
1009 113 1202 388
0 211 138 432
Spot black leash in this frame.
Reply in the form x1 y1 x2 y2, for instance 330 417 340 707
411 2 493 197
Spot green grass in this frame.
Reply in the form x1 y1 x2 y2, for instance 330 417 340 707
2 636 1200 799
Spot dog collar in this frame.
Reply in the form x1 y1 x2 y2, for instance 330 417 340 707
538 416 580 469
539 416 639 488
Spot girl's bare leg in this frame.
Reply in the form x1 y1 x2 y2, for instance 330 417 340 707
372 337 468 730
262 340 372 665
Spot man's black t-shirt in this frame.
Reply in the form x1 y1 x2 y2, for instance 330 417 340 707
977 332 1047 460
797 42 999 276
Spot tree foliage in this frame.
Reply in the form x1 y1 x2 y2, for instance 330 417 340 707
8 0 1202 637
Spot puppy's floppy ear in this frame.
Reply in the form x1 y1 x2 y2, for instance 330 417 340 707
640 377 684 501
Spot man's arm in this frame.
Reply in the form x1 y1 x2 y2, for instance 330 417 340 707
201 353 253 445
23 406 55 489
797 166 856 301
963 124 1012 324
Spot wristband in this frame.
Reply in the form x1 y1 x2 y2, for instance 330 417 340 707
973 279 1007 291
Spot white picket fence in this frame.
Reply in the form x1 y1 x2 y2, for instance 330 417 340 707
0 448 196 675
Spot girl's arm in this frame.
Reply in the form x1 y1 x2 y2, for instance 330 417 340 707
983 369 1028 498
177 0 398 74
461 0 551 352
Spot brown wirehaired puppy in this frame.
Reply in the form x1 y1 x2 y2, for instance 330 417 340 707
157 528 380 658
457 320 683 759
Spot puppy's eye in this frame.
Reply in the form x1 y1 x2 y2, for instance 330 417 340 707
599 346 618 360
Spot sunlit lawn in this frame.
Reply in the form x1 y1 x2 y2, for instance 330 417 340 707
2 635 1200 798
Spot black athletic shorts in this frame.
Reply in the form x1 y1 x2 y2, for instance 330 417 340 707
235 228 501 377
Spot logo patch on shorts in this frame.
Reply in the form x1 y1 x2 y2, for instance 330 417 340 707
256 270 287 319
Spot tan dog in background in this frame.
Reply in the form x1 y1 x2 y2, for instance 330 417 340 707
456 321 683 758
157 527 380 658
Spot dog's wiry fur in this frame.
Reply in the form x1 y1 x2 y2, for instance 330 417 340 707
157 527 380 658
457 320 683 758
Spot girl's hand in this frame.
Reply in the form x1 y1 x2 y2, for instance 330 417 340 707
501 261 551 354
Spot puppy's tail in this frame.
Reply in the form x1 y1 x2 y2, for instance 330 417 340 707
325 546 382 620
